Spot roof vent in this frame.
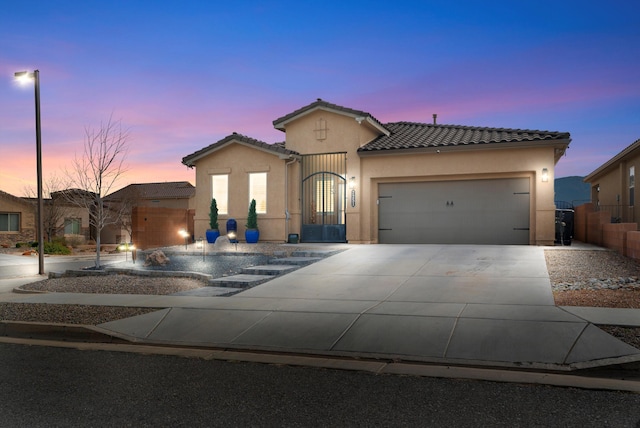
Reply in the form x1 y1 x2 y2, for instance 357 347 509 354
433 114 438 125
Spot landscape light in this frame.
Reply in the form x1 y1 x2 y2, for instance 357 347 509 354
179 229 189 249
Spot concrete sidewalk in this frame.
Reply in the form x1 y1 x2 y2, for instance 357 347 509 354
3 244 639 371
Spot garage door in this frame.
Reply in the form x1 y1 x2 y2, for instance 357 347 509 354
378 178 530 244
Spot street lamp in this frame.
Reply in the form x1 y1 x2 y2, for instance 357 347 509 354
15 70 44 275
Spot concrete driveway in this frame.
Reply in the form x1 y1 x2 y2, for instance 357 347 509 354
83 244 640 370
5 245 640 370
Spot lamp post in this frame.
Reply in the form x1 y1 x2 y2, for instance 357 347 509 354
15 70 44 275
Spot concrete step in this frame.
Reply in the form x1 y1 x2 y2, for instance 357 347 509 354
208 274 273 288
291 250 341 258
242 265 299 276
269 257 322 266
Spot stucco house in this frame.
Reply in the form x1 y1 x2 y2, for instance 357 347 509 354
584 138 640 223
182 99 570 245
0 190 36 247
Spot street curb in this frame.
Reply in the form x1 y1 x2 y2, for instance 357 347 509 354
0 321 128 344
1 332 639 394
1 320 639 393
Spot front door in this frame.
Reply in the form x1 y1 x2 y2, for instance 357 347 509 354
301 153 347 242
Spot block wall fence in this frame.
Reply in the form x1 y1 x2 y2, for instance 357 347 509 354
132 207 194 250
574 203 640 261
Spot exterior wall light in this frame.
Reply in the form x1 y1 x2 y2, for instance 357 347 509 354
541 168 549 182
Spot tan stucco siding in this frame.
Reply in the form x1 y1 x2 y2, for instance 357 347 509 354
587 152 640 223
191 142 288 241
282 110 381 243
282 110 380 155
359 146 557 245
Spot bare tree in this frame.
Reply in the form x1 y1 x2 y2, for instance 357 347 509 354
24 174 72 243
104 185 139 244
64 116 130 268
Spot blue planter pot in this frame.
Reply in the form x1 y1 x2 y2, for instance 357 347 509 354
245 229 259 244
206 229 220 243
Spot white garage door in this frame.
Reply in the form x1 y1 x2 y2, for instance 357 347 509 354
378 178 530 244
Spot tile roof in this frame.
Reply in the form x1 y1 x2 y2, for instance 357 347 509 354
182 133 297 167
106 181 195 200
358 121 571 153
273 98 388 132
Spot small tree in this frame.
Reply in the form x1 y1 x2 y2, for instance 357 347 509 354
24 174 71 242
209 198 219 230
246 199 258 229
64 115 130 268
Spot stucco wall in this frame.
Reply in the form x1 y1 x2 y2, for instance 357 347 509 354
588 149 640 224
131 206 193 250
191 142 289 242
280 109 380 243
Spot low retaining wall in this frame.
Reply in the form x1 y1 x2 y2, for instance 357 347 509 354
48 268 212 284
577 203 640 261
602 223 638 256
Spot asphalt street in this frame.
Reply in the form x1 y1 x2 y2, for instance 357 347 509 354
0 342 639 427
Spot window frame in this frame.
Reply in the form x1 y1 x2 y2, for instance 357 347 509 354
64 218 82 235
0 212 20 232
211 174 229 215
249 172 267 214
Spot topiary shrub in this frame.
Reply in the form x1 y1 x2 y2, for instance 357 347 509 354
209 198 219 230
246 199 258 229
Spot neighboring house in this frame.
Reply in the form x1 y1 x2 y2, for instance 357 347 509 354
42 191 92 244
0 190 36 247
584 138 640 223
182 99 570 245
102 181 195 244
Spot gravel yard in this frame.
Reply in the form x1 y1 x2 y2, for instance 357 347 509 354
1 246 639 349
545 249 640 309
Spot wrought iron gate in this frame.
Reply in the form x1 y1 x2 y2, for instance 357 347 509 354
301 153 347 242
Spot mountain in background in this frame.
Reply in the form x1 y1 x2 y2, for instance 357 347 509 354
555 176 591 206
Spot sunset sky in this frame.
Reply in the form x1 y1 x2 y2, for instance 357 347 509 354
1 1 639 197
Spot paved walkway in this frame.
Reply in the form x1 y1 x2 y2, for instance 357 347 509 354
2 244 639 371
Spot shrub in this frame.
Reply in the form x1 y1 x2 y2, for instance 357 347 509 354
44 241 71 255
65 235 84 248
246 199 258 229
209 198 219 230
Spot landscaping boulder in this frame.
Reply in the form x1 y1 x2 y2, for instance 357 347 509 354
144 250 170 267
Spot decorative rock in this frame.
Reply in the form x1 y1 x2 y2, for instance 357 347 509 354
144 250 170 267
214 235 236 250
